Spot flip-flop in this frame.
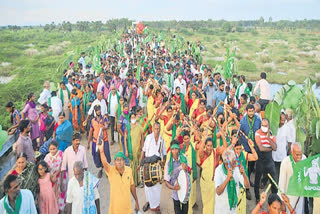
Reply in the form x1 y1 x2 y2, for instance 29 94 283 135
142 202 150 212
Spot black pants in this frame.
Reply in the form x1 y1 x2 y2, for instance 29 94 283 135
258 99 270 111
254 158 278 200
173 199 188 214
108 116 115 142
248 161 256 182
274 161 281 184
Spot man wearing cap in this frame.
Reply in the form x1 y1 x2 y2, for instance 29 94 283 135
87 105 111 178
97 142 140 214
174 71 186 95
62 131 88 180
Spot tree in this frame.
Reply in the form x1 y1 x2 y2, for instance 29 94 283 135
259 17 264 26
269 17 272 23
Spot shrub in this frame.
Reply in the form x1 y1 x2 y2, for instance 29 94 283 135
238 60 257 72
263 66 273 73
260 55 272 63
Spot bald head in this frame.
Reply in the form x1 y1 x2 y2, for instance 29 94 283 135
291 142 302 162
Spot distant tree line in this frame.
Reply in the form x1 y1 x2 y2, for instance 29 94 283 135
2 18 320 33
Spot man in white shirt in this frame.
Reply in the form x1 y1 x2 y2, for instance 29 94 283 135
0 174 37 214
224 87 238 107
65 161 100 214
48 91 62 122
66 76 74 92
173 72 186 95
139 122 167 212
236 75 247 100
215 149 249 214
272 113 291 182
107 85 119 144
137 80 147 113
78 52 86 70
278 142 306 214
254 72 271 111
38 81 51 105
285 108 296 152
96 73 107 94
84 92 108 123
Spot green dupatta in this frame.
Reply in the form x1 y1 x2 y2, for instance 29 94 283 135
4 192 22 214
60 87 70 107
222 164 238 210
126 123 133 160
182 143 198 181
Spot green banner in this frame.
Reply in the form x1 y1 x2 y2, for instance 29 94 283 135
287 154 320 197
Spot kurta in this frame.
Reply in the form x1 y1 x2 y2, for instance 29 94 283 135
279 156 305 214
200 150 215 214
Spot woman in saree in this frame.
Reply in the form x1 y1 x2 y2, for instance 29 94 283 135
198 135 217 214
11 152 39 207
52 112 73 152
115 96 124 149
124 112 144 186
186 85 206 117
69 89 81 131
238 93 248 120
82 84 96 132
44 140 67 213
5 101 21 135
21 92 40 145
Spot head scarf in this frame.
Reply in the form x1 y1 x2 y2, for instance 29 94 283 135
168 144 187 176
114 152 126 160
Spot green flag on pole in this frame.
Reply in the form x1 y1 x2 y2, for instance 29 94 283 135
136 61 141 80
287 153 320 197
224 49 236 79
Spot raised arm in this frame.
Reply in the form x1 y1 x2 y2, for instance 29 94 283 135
97 141 110 173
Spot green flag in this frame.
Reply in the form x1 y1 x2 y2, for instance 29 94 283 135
144 34 152 44
224 49 236 79
92 46 102 73
136 61 141 80
287 154 320 197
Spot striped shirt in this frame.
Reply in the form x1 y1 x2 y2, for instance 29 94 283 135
255 129 276 148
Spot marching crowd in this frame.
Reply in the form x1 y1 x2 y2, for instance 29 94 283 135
0 28 318 214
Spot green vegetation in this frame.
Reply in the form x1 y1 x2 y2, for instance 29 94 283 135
1 19 320 129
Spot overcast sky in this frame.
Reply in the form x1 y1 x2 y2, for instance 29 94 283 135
0 0 319 26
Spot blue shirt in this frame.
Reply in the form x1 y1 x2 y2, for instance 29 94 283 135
213 90 227 115
240 115 261 152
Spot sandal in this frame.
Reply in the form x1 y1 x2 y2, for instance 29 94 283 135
142 202 150 212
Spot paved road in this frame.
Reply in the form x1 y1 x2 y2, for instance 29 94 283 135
83 130 262 214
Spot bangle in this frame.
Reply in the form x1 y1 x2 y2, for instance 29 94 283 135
290 209 295 214
258 202 262 209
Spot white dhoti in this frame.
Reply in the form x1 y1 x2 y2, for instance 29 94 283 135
145 183 162 209
287 195 304 214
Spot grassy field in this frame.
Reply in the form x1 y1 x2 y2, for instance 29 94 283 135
177 28 320 84
0 27 319 128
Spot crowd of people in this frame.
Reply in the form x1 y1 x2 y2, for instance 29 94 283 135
0 28 318 214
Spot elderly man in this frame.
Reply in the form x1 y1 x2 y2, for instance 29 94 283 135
98 143 140 214
66 161 100 214
139 122 167 213
62 131 88 180
254 118 278 203
0 174 37 214
278 142 306 214
224 87 238 107
38 81 51 105
215 149 250 214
